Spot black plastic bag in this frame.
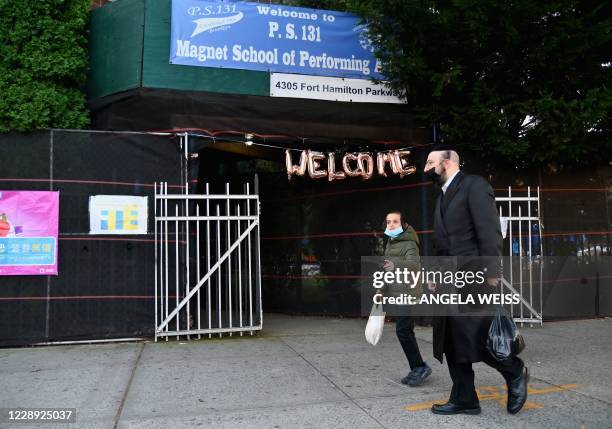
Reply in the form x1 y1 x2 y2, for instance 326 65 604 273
486 307 526 362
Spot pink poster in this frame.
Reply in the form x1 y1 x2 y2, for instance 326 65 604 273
0 191 59 275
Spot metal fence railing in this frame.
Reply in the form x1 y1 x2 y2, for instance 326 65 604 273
154 181 262 340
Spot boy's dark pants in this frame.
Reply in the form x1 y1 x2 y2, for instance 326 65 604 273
395 316 424 369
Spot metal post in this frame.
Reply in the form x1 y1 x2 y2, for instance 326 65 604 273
508 186 514 318
246 183 254 334
45 130 54 341
196 203 201 339
237 204 243 335
185 191 190 339
518 205 523 324
537 186 544 325
206 183 211 338
175 205 180 339
226 183 232 335
154 182 158 342
528 187 533 326
256 195 263 328
499 204 504 298
164 182 169 341
216 204 222 338
184 133 189 196
254 173 262 328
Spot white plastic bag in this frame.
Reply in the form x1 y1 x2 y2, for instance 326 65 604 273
365 303 386 346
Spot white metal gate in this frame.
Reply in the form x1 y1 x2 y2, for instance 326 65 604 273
496 186 544 325
154 182 262 340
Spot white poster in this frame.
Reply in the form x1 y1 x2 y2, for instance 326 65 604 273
89 196 148 235
270 73 405 104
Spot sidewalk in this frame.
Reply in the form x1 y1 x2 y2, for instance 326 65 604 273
1 315 611 428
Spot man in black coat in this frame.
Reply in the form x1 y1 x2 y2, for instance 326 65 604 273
424 145 529 415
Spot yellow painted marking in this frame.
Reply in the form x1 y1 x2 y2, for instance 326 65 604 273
405 383 582 411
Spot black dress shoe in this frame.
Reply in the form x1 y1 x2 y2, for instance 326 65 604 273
431 402 481 415
507 366 529 414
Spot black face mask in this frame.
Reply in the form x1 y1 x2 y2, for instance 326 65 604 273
425 167 445 186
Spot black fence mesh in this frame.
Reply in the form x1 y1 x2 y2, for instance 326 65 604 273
0 130 182 346
1 131 611 346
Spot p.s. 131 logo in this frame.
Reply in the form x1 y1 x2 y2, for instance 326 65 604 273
187 3 244 37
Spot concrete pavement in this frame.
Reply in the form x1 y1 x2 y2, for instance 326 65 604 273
1 315 611 428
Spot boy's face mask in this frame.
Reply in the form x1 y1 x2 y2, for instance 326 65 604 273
384 226 403 238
